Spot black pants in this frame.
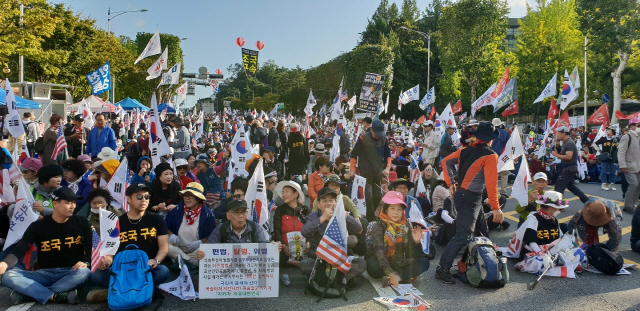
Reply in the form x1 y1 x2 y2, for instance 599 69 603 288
438 189 483 269
366 256 430 280
365 178 383 222
554 166 589 203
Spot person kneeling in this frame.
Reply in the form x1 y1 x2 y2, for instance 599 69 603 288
367 191 430 287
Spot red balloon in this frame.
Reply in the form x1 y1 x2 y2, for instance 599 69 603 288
215 69 222 75
236 37 245 47
256 41 265 50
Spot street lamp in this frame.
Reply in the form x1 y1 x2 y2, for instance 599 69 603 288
107 8 148 35
399 26 431 90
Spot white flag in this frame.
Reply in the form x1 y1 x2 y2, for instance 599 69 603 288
146 47 168 80
511 155 531 208
415 175 429 204
159 62 181 86
570 66 581 89
1 169 16 206
135 30 162 64
105 157 129 211
99 208 121 256
560 70 578 110
194 110 204 140
399 85 420 105
177 82 188 101
245 159 270 241
533 73 557 104
79 99 95 129
471 83 497 117
439 104 460 144
408 201 428 229
384 93 390 114
347 95 357 111
419 87 435 110
149 94 172 163
230 125 251 178
304 89 316 116
3 178 39 250
350 175 367 217
591 125 607 148
330 133 340 162
159 258 198 300
3 79 25 138
497 127 525 172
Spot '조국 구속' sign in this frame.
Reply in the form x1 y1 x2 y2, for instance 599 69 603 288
241 48 259 77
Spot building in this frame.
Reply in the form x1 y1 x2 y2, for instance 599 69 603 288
507 17 521 50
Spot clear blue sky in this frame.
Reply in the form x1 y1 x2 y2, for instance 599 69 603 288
53 0 530 107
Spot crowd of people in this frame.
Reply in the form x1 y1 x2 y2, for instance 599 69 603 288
0 108 639 306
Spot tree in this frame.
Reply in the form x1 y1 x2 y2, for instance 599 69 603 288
577 0 640 123
436 0 511 103
516 0 583 121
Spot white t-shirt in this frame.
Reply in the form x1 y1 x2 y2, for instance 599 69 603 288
178 214 200 253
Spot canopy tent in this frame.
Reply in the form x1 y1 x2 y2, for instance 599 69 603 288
0 91 42 109
68 95 117 113
116 97 149 112
157 102 176 113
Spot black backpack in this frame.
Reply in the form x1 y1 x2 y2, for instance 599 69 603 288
33 137 45 155
305 257 348 302
586 243 623 275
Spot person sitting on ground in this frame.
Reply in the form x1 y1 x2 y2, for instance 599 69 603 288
583 154 601 183
130 156 155 186
482 188 509 231
215 177 249 221
194 154 225 209
75 188 122 232
567 198 622 251
273 181 308 269
387 178 420 219
515 172 547 227
175 159 194 190
89 158 119 190
366 191 431 287
308 156 332 207
312 174 361 219
0 188 91 305
299 187 365 290
60 159 92 212
32 164 64 217
166 183 216 265
149 162 182 216
87 183 170 304
430 173 449 213
18 157 42 190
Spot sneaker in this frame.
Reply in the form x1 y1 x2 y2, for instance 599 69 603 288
435 266 455 284
86 289 109 304
346 277 358 291
52 290 78 304
281 273 290 286
601 183 609 191
623 207 635 214
609 183 616 191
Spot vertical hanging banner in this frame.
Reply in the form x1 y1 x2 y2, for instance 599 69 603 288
357 73 385 113
85 62 111 96
241 48 259 76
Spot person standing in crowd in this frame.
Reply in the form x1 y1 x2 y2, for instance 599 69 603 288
63 114 89 159
435 122 503 284
595 127 618 191
552 126 589 204
276 120 288 163
362 117 372 134
267 118 280 158
439 124 457 161
286 123 308 180
0 188 91 305
85 114 116 159
169 116 191 159
22 112 41 156
349 120 391 221
491 118 510 195
42 114 63 165
618 118 640 214
420 121 439 166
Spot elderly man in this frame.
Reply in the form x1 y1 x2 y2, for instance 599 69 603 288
420 120 439 166
85 114 116 159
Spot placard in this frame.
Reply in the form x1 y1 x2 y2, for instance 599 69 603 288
199 243 279 299
241 48 259 76
357 72 385 112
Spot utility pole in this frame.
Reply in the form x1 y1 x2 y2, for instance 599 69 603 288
19 3 24 83
583 35 588 121
427 30 431 91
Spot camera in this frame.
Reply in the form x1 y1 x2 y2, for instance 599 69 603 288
294 205 311 224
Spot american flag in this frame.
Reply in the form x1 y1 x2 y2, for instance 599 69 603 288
91 228 104 273
316 199 352 273
340 90 349 102
51 122 67 160
409 156 420 185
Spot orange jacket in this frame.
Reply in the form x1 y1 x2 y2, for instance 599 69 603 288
308 172 325 207
441 143 500 210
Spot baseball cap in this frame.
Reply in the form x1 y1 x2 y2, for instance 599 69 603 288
533 172 548 181
372 120 385 137
381 191 407 208
77 154 92 163
125 183 152 196
317 187 338 200
324 174 346 187
227 199 248 211
52 187 83 202
263 146 275 153
424 120 434 127
555 126 571 134
73 114 84 122
19 157 43 172
174 158 188 167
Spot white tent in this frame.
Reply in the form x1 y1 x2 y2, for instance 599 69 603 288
68 95 117 113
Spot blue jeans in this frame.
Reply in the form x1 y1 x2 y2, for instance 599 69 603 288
1 267 90 304
600 160 616 184
438 189 483 269
90 265 170 288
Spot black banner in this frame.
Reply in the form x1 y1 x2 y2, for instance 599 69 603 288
242 48 259 76
357 72 385 113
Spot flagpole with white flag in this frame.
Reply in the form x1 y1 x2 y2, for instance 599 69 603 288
146 47 168 80
533 73 557 104
149 94 171 166
511 155 531 207
497 127 525 172
245 159 269 242
135 29 162 64
3 79 25 138
3 178 39 250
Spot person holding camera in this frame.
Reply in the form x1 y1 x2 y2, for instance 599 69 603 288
273 181 309 268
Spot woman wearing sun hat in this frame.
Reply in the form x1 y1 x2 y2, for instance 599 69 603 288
567 198 622 252
165 182 217 264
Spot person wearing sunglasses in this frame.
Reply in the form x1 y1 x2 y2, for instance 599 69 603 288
86 183 169 304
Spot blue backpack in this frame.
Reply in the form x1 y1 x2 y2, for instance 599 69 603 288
108 244 153 311
456 236 508 288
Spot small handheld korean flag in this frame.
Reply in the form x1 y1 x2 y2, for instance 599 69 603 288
3 79 25 137
245 159 269 241
497 126 525 172
230 125 250 178
511 155 531 208
105 158 129 211
149 94 171 165
159 257 198 300
99 209 121 256
350 175 367 217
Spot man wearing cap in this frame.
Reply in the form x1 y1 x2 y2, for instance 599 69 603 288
63 115 89 159
436 122 503 284
552 126 589 204
312 174 361 219
420 120 439 166
168 116 191 160
618 117 640 213
300 188 365 288
85 113 117 159
200 199 271 245
0 188 91 305
349 120 392 221
515 172 548 227
439 124 458 160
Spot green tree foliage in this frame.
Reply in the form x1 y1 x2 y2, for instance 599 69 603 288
516 0 583 120
576 0 640 123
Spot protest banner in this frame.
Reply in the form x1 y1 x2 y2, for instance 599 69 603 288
199 243 279 299
242 48 259 76
357 72 385 113
85 62 111 96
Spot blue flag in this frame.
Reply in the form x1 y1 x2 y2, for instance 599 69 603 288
86 62 111 96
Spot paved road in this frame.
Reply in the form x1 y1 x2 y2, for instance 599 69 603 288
1 183 639 311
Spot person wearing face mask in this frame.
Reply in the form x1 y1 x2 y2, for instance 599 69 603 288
618 118 640 214
76 188 122 232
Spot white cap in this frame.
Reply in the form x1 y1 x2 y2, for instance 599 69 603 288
174 158 188 167
533 172 548 181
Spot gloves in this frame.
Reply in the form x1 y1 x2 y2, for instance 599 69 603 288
187 240 202 253
169 234 179 245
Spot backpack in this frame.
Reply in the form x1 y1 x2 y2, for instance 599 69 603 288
108 244 153 311
456 236 508 288
218 220 258 243
33 137 45 155
305 257 348 302
586 243 623 275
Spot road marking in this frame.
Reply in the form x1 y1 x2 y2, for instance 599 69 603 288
363 272 405 311
6 302 35 311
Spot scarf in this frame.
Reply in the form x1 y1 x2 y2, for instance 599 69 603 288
67 178 82 194
378 210 407 258
184 203 203 225
34 183 58 202
316 171 326 180
586 224 600 245
537 209 553 220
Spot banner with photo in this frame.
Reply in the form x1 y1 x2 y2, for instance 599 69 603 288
241 48 259 76
357 73 385 113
